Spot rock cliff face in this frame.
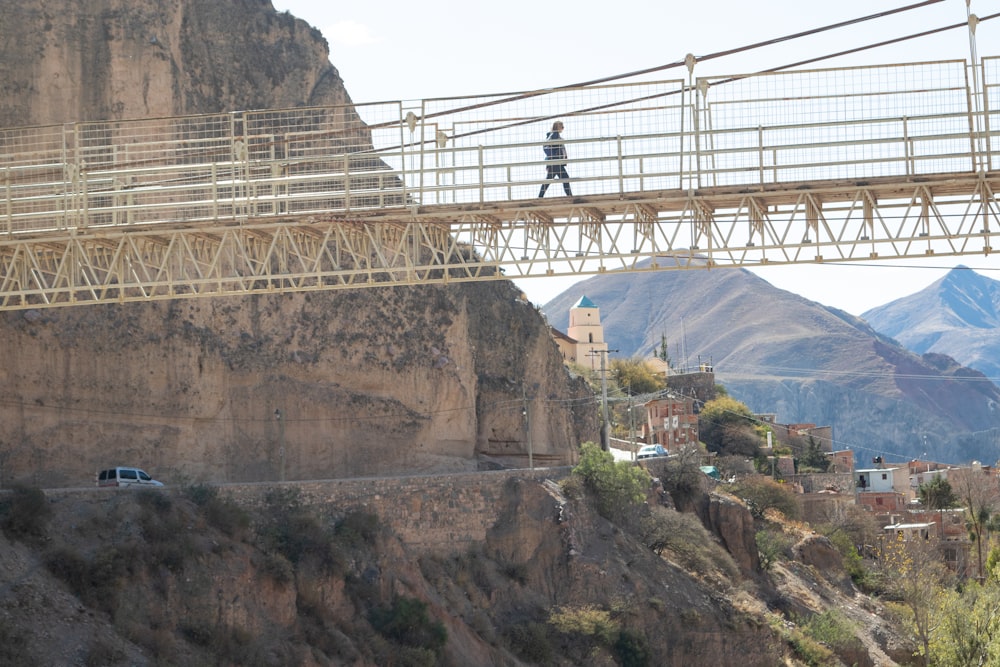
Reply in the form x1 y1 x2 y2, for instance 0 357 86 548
0 0 349 127
0 283 596 486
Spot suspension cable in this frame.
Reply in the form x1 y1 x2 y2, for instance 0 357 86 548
414 0 952 125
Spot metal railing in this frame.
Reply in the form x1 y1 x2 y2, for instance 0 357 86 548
0 57 997 237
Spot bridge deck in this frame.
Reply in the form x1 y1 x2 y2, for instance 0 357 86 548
0 57 997 309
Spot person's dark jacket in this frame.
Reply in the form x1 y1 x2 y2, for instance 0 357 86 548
543 131 567 163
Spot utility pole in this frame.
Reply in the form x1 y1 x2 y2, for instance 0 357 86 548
626 379 639 460
275 408 286 482
628 392 637 460
522 385 533 469
589 348 618 451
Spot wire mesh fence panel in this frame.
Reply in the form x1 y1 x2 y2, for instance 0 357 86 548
694 60 973 187
0 123 68 188
74 114 235 168
413 80 685 204
984 56 1000 171
0 58 994 237
244 102 406 214
0 124 73 232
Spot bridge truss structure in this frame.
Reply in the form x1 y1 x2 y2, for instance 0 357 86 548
0 56 998 310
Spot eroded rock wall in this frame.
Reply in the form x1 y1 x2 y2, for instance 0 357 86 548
0 0 348 126
0 283 595 485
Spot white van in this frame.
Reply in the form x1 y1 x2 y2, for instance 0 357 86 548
96 467 164 488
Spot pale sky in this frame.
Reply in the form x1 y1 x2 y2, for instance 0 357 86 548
271 0 1000 314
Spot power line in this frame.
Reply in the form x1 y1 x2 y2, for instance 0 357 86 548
563 0 953 89
389 2 994 148
719 364 1000 384
0 391 602 425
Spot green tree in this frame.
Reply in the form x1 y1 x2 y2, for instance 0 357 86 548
698 396 763 458
654 334 671 366
987 545 1000 583
918 475 957 541
610 357 667 396
756 526 795 572
797 437 830 472
950 467 1000 582
572 442 650 521
918 475 957 512
930 581 1000 667
729 476 801 521
878 532 953 666
369 596 447 655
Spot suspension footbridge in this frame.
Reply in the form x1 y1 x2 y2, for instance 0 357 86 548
1 53 998 310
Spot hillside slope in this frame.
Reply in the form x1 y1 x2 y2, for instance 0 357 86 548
0 476 910 666
543 257 1000 464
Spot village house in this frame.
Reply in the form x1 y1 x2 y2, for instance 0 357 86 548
754 413 834 454
908 459 950 492
828 449 854 473
546 294 985 580
642 395 698 452
856 466 909 513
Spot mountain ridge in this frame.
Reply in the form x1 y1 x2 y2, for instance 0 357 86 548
863 265 1000 380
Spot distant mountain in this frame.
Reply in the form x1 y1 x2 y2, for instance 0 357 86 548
862 266 1000 381
542 257 1000 466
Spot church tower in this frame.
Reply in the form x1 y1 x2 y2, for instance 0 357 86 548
567 295 608 370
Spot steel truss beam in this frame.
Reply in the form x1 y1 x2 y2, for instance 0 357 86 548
0 172 996 310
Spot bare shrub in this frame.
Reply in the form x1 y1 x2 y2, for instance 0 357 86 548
639 506 740 583
185 484 251 538
730 476 801 521
0 485 52 541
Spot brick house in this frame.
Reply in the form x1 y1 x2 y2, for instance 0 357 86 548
856 466 908 513
643 395 698 452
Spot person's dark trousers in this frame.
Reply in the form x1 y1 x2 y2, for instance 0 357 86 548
538 164 572 197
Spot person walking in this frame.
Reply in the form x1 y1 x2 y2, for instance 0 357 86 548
538 121 572 197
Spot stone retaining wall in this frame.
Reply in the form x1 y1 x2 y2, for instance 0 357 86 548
223 467 571 555
43 467 571 555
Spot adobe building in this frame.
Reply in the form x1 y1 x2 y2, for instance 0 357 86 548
639 365 712 453
828 449 854 474
755 414 834 453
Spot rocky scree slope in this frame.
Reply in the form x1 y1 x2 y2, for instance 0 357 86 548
0 475 911 666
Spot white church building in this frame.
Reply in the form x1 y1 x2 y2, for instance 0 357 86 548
551 295 609 371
